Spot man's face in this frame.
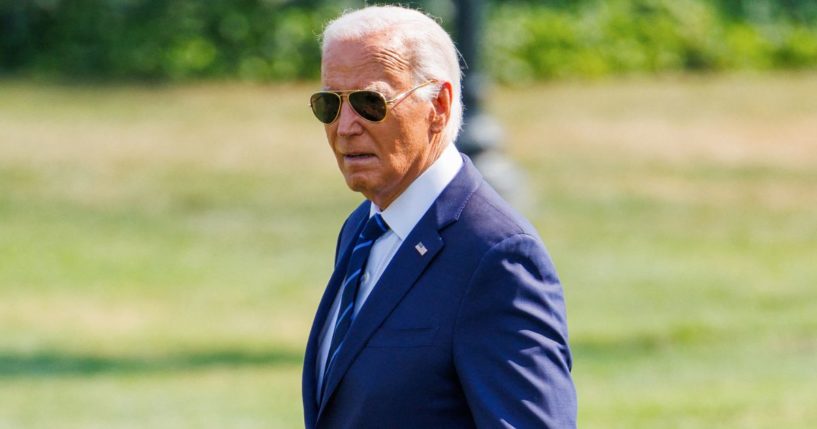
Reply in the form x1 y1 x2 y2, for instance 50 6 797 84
321 35 440 209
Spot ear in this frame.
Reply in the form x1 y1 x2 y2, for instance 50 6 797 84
429 81 452 134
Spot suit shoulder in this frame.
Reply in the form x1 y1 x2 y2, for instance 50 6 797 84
339 200 370 233
336 200 370 250
344 200 370 228
456 181 542 248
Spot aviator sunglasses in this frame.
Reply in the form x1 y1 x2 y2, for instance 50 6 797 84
309 80 436 124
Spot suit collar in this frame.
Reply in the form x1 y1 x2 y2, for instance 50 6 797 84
311 155 483 425
430 154 482 229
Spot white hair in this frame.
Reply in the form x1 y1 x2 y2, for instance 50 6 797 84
320 5 463 147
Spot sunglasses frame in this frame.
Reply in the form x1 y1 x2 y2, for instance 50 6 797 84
310 80 437 124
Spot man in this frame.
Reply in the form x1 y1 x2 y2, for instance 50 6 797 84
302 6 576 428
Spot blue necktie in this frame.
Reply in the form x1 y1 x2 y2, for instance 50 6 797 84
321 213 389 400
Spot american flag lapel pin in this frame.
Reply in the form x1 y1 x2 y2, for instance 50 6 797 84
415 242 428 256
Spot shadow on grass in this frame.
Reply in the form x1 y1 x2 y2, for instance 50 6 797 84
0 348 303 378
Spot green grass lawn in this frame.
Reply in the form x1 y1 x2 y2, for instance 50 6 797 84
1 75 816 428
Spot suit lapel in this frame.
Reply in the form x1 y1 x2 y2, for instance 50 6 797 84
317 156 483 417
318 218 444 414
302 206 369 427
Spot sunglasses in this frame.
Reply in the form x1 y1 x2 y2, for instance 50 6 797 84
309 80 436 124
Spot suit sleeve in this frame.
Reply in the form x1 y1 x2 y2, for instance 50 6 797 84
453 234 577 429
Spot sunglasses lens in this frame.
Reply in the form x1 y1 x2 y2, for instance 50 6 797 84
310 93 340 124
349 91 387 122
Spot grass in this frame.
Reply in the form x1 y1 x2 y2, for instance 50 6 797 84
1 74 816 428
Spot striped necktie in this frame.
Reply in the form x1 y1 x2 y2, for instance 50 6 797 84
321 213 390 399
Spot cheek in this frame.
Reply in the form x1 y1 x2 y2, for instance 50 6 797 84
382 140 410 169
393 130 426 163
325 128 340 154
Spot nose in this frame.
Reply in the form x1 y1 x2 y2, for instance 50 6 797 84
336 97 363 137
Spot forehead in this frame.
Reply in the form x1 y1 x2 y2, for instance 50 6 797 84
321 35 412 91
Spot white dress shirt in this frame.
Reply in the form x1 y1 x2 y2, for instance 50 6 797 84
316 143 463 393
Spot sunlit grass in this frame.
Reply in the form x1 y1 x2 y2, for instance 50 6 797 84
1 75 816 428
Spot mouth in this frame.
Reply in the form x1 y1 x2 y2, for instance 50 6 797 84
343 152 377 162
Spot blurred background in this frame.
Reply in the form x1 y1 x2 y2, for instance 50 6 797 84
1 0 816 428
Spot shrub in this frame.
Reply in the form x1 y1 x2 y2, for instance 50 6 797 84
1 0 816 82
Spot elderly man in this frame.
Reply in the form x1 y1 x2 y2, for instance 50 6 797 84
302 6 576 428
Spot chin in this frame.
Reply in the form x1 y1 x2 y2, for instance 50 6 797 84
343 174 374 194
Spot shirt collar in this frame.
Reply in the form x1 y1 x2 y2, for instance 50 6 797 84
369 143 463 240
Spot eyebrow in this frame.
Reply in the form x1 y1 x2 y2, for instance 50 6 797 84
322 83 387 92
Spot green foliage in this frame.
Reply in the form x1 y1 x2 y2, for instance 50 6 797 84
0 0 338 81
1 0 816 81
487 0 817 82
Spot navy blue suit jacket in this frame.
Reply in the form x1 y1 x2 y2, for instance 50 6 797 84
302 156 577 428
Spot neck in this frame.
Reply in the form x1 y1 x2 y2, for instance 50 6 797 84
371 142 451 210
370 141 448 210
